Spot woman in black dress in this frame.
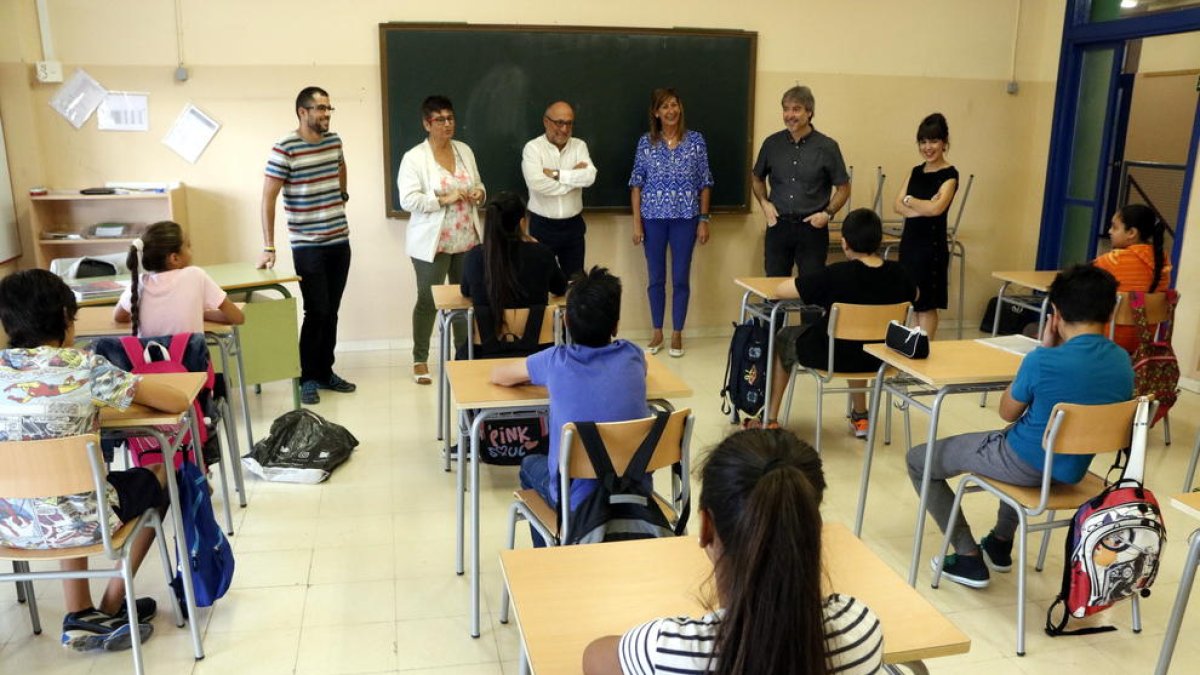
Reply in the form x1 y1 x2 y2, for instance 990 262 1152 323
894 113 959 338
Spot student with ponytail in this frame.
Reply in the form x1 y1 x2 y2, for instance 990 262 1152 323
114 221 244 337
460 191 567 344
1092 203 1171 352
583 429 883 675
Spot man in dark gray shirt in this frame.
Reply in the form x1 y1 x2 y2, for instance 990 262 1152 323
751 86 851 276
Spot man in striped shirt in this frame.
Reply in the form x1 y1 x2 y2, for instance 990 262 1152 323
260 86 356 405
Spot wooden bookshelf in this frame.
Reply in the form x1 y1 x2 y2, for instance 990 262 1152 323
30 186 188 269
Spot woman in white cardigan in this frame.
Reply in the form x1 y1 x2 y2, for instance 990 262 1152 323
397 95 486 384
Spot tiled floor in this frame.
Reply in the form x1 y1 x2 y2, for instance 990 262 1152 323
2 335 1199 674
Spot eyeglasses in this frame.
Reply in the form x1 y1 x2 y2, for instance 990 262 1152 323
305 105 335 113
429 115 456 125
545 117 574 128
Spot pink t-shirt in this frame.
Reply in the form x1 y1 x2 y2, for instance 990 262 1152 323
116 266 226 337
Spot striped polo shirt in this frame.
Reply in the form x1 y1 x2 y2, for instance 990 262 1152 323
264 131 349 248
618 594 883 674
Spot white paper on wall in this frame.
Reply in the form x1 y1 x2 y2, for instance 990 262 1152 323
48 69 108 129
98 92 150 131
162 104 220 164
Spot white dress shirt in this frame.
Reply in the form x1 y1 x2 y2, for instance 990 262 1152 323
521 135 597 220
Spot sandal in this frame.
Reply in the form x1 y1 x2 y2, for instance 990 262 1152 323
413 363 432 385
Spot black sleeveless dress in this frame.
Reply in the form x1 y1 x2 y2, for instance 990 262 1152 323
898 165 958 311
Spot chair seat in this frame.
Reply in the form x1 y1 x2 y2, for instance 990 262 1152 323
513 489 559 540
963 472 1107 512
0 519 138 562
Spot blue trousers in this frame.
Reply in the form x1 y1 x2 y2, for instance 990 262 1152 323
642 217 698 331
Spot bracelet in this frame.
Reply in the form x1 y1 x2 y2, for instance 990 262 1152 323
263 246 276 253
903 195 913 206
698 214 711 222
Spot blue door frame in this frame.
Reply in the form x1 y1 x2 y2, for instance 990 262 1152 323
1036 0 1200 270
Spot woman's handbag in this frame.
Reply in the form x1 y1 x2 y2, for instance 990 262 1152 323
885 321 929 359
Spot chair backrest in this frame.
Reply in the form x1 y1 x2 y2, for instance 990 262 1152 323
0 434 104 500
561 408 693 480
472 305 557 346
828 302 912 342
1110 292 1175 337
1042 399 1140 456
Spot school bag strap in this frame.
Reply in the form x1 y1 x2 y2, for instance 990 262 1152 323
574 411 669 495
1129 290 1178 345
120 335 150 370
474 304 547 356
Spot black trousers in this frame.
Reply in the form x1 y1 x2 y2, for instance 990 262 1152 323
528 212 586 279
764 213 828 277
292 242 351 383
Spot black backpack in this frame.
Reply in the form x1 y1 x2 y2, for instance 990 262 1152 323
720 319 770 422
564 411 688 545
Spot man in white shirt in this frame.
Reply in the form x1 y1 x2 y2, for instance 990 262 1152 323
521 101 597 278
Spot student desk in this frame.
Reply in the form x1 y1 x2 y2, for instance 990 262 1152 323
99 372 209 661
500 523 971 673
732 276 818 423
432 285 567 470
1156 492 1200 674
446 355 693 638
73 305 250 509
857 340 1024 586
991 270 1059 339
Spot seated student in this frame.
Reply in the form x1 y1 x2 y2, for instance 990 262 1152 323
0 270 191 652
764 208 917 436
908 265 1133 588
1092 203 1172 354
582 429 884 675
460 191 568 357
491 267 648 545
114 221 246 337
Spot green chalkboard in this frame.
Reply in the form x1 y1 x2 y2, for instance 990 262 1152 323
380 24 757 216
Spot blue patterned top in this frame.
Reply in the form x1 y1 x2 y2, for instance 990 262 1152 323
628 130 714 219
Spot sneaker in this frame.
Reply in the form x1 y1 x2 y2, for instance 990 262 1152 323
932 553 990 589
112 597 157 623
300 380 320 405
319 372 357 393
849 411 870 439
61 608 154 652
980 532 1014 573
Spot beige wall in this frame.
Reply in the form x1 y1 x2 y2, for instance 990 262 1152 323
0 0 1067 347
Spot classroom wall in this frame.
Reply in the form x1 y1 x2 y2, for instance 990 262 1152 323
0 0 1066 347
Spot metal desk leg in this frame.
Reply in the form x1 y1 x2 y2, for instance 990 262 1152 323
148 425 204 659
982 282 1011 407
1155 528 1200 675
232 326 257 453
469 410 491 638
954 241 966 340
215 335 247 507
854 363 889 537
909 389 951 586
437 310 448 443
456 409 469 575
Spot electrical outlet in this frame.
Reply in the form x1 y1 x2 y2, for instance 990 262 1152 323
35 60 63 83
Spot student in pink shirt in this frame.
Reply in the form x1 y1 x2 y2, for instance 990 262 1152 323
114 221 244 336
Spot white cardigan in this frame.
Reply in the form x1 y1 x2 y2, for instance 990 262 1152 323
397 139 486 263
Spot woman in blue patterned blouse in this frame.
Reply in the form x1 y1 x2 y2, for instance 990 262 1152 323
629 88 714 357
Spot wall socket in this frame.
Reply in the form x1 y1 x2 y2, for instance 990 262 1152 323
35 60 63 83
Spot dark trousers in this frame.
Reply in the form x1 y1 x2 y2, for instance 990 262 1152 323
528 212 586 279
764 214 828 277
292 242 351 383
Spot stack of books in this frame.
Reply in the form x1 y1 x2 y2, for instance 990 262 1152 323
68 278 129 301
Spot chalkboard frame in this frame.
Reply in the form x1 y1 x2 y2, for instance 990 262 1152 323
379 23 757 218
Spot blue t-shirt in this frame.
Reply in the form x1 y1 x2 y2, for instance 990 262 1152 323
526 340 649 506
1006 334 1134 483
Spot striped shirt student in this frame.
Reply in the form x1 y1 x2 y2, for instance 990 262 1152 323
264 131 349 247
618 595 883 674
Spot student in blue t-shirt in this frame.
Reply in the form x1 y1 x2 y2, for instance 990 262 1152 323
907 264 1133 589
492 266 649 546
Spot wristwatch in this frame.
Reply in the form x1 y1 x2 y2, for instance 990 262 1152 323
903 195 912 206
341 191 350 203
552 170 560 180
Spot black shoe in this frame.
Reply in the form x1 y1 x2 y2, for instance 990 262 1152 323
113 597 157 623
61 608 154 652
932 553 990 589
319 373 357 393
301 380 320 405
980 532 1014 573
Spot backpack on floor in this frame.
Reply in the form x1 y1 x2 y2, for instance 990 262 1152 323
565 411 688 545
1045 400 1165 637
479 414 549 466
170 456 235 610
720 319 770 423
1128 290 1179 427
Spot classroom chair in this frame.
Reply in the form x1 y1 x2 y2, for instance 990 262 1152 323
931 397 1149 656
778 302 911 453
0 434 183 675
465 304 558 360
1110 290 1179 445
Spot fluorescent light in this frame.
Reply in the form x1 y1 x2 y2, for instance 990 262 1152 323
1120 0 1138 8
